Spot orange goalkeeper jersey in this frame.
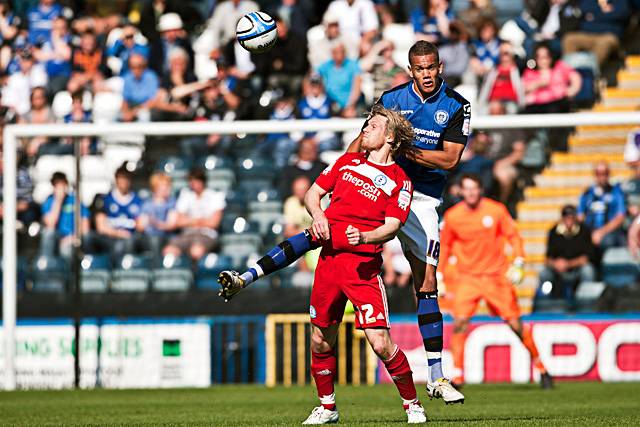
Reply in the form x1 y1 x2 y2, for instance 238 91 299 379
440 198 524 276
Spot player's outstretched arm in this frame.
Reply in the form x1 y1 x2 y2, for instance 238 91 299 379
346 217 402 246
346 132 364 153
405 140 465 170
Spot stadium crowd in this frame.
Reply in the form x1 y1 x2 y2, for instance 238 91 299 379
1 0 640 311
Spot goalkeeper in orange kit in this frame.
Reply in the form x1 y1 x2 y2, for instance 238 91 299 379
440 174 552 389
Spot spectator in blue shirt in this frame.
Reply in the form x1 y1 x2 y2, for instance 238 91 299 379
410 0 455 45
40 172 90 259
297 73 339 152
469 18 500 80
105 23 150 76
577 161 626 250
120 53 159 122
0 1 19 70
27 0 63 46
316 41 362 118
92 164 144 259
136 172 177 255
33 16 71 95
561 0 631 66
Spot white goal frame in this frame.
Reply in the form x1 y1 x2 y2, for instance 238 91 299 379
3 111 640 390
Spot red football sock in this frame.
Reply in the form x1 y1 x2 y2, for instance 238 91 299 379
383 346 417 403
521 325 547 374
311 349 337 410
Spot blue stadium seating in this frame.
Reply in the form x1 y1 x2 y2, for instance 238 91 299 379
195 253 234 289
602 247 639 288
31 255 68 293
80 254 111 293
111 254 151 292
152 254 193 291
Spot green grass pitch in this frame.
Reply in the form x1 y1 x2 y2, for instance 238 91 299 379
1 382 639 426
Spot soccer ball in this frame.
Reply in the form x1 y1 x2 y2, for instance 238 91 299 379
236 12 277 53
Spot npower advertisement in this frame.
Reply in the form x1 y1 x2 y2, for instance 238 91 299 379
380 316 640 383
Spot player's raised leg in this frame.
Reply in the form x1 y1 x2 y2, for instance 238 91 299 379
507 317 553 389
218 230 318 301
364 328 426 423
303 324 340 425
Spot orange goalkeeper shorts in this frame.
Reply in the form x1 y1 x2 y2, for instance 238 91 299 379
452 273 520 320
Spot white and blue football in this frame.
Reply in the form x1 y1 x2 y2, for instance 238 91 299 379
236 12 278 53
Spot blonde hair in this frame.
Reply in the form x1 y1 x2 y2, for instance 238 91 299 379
149 172 172 192
369 104 415 157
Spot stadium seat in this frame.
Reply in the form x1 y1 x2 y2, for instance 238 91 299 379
92 91 124 124
31 255 68 293
156 156 192 180
111 254 151 292
220 220 262 267
236 157 276 183
80 254 111 293
574 281 607 312
0 256 28 291
223 190 248 216
247 188 282 214
195 253 233 289
52 91 73 120
602 247 639 287
152 254 193 292
248 211 285 236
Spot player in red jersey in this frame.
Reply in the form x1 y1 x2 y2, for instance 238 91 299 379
220 106 427 424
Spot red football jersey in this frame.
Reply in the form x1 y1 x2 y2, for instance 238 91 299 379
314 152 413 253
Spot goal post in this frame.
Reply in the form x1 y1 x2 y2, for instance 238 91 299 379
3 110 640 390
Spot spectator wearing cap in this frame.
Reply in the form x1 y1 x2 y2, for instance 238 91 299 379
253 14 308 95
578 161 626 250
40 171 90 260
562 0 631 66
138 0 200 43
67 30 105 94
317 41 362 118
297 73 339 152
164 168 226 262
411 0 455 45
92 164 144 259
149 12 194 78
1 48 48 116
308 10 359 70
26 0 63 46
538 205 596 307
324 0 379 55
105 23 150 77
33 16 72 95
120 53 160 122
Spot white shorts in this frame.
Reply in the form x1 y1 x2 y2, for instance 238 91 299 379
397 191 441 267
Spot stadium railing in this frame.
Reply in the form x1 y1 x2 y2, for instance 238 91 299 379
3 111 640 390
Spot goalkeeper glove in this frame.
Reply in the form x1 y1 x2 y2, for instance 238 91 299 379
506 257 525 286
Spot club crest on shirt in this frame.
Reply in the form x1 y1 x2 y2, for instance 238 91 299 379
434 109 449 125
482 215 494 228
373 174 388 187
